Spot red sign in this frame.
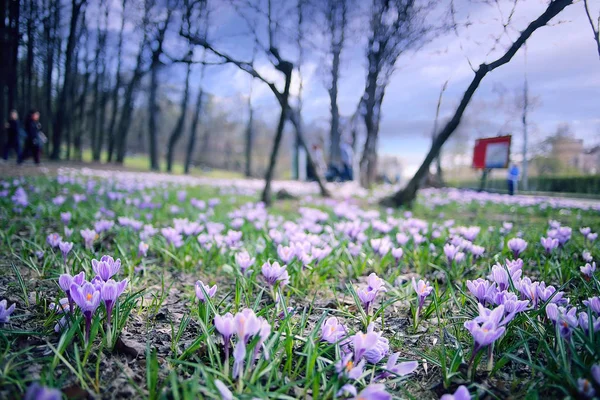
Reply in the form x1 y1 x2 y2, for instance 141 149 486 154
472 135 512 169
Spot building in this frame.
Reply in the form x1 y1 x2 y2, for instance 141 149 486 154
549 135 584 169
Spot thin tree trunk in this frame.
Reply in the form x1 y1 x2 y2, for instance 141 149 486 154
148 63 160 171
244 99 253 177
52 0 85 160
26 1 36 113
166 59 192 172
0 0 7 150
261 64 293 205
7 0 20 112
106 0 127 162
382 0 574 207
184 86 203 174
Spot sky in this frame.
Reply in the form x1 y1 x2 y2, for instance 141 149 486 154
103 0 600 177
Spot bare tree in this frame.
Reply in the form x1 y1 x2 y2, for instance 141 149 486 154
431 80 448 183
52 0 87 160
584 0 600 60
382 0 574 207
147 3 173 171
106 0 128 163
114 9 151 164
359 0 433 188
323 0 348 170
182 0 330 205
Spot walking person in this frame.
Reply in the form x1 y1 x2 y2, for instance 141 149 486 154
507 164 519 196
3 110 22 161
19 109 45 165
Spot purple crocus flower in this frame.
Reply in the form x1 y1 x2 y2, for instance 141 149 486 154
352 329 379 361
577 312 600 333
412 278 433 314
587 232 598 243
391 247 404 260
466 278 497 305
336 353 365 380
59 241 73 261
357 273 387 314
540 237 559 254
94 219 114 233
59 271 86 313
464 318 505 353
195 280 217 302
214 312 235 359
235 251 255 274
71 282 101 343
363 324 389 364
444 243 460 265
507 238 527 258
138 242 149 258
581 262 597 280
47 233 62 248
0 299 16 323
377 352 418 380
351 384 391 400
536 283 566 305
578 378 596 398
494 291 529 315
92 256 121 282
321 316 347 344
583 297 600 314
487 264 510 291
60 212 72 225
581 227 592 236
582 251 593 263
277 244 296 264
101 278 128 324
592 364 600 385
64 227 73 238
440 385 471 400
261 261 289 287
546 304 578 338
24 383 62 400
234 308 261 344
80 228 98 249
161 227 184 248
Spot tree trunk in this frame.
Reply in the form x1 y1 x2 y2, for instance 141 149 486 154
261 63 293 205
328 47 341 168
166 60 192 172
359 65 380 188
52 0 84 160
382 0 574 207
7 0 20 112
25 0 36 113
0 0 7 153
106 0 127 163
244 100 254 177
184 86 203 174
148 61 160 171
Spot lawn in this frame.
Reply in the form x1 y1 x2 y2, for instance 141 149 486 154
0 170 599 399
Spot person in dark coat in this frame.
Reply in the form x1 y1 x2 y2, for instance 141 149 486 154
19 109 42 165
3 110 22 161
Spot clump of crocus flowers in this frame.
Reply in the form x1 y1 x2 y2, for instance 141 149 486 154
58 255 128 346
213 308 271 382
